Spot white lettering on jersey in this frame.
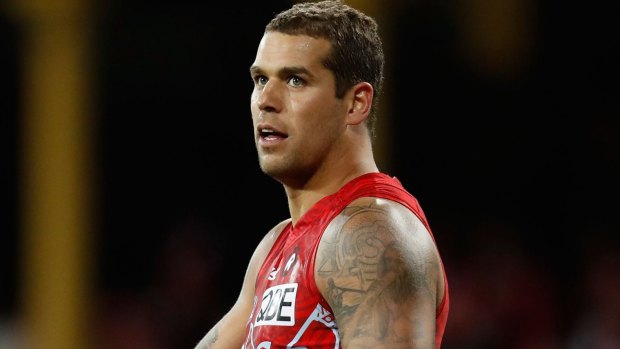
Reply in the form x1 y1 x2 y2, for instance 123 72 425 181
255 283 298 326
244 302 340 349
286 303 340 349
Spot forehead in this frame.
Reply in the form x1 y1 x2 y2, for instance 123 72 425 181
252 32 331 73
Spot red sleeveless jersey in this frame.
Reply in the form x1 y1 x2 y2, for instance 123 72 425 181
242 172 449 349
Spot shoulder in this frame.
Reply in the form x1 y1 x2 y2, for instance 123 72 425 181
261 218 292 247
240 218 292 301
314 197 443 342
251 218 292 264
320 197 437 256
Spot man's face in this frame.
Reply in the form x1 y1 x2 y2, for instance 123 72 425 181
249 32 349 187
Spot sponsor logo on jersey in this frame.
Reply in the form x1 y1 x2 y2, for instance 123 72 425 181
255 283 298 326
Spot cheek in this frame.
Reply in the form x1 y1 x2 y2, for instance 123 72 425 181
250 91 260 113
250 100 260 122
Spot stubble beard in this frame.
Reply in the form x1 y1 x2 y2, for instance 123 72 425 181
258 153 294 184
257 151 314 189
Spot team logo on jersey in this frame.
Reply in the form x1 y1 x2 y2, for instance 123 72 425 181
255 283 298 326
267 267 279 280
283 248 298 276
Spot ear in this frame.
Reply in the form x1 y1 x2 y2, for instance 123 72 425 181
346 82 373 126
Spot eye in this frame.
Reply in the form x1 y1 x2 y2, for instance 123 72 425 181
288 76 305 87
253 75 268 87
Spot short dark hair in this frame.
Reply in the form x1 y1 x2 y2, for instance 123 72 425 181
266 0 385 138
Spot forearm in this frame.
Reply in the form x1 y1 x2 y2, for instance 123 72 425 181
195 322 220 349
194 311 246 349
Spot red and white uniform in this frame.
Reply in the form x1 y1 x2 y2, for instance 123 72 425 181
242 172 449 349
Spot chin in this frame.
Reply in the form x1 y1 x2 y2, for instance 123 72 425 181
260 162 314 189
259 161 288 180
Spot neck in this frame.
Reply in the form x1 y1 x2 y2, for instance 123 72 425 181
283 138 379 226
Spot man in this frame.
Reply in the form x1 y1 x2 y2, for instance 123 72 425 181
195 1 449 348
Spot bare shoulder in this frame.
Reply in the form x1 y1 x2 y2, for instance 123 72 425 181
252 218 292 266
262 218 291 247
314 197 442 349
243 218 291 295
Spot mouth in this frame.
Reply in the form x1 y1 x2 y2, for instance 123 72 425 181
257 124 288 144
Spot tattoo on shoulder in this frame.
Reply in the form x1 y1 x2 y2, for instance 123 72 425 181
316 203 436 345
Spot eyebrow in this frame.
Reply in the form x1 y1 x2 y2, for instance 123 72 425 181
249 65 313 79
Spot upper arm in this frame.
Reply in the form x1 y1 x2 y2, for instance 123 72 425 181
195 219 291 349
315 198 442 349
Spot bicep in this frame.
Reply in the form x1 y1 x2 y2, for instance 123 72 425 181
315 201 440 349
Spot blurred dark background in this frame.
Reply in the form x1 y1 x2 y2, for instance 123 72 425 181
1 0 618 348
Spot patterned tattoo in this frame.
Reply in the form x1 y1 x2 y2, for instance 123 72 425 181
316 202 436 347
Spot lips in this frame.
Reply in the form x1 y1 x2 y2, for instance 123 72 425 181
257 123 288 144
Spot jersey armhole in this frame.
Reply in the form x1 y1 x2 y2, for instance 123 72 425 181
253 219 293 289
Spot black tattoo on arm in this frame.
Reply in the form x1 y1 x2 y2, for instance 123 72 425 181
317 202 438 348
196 324 219 349
206 327 218 347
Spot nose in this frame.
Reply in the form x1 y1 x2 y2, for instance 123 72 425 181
255 80 281 114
